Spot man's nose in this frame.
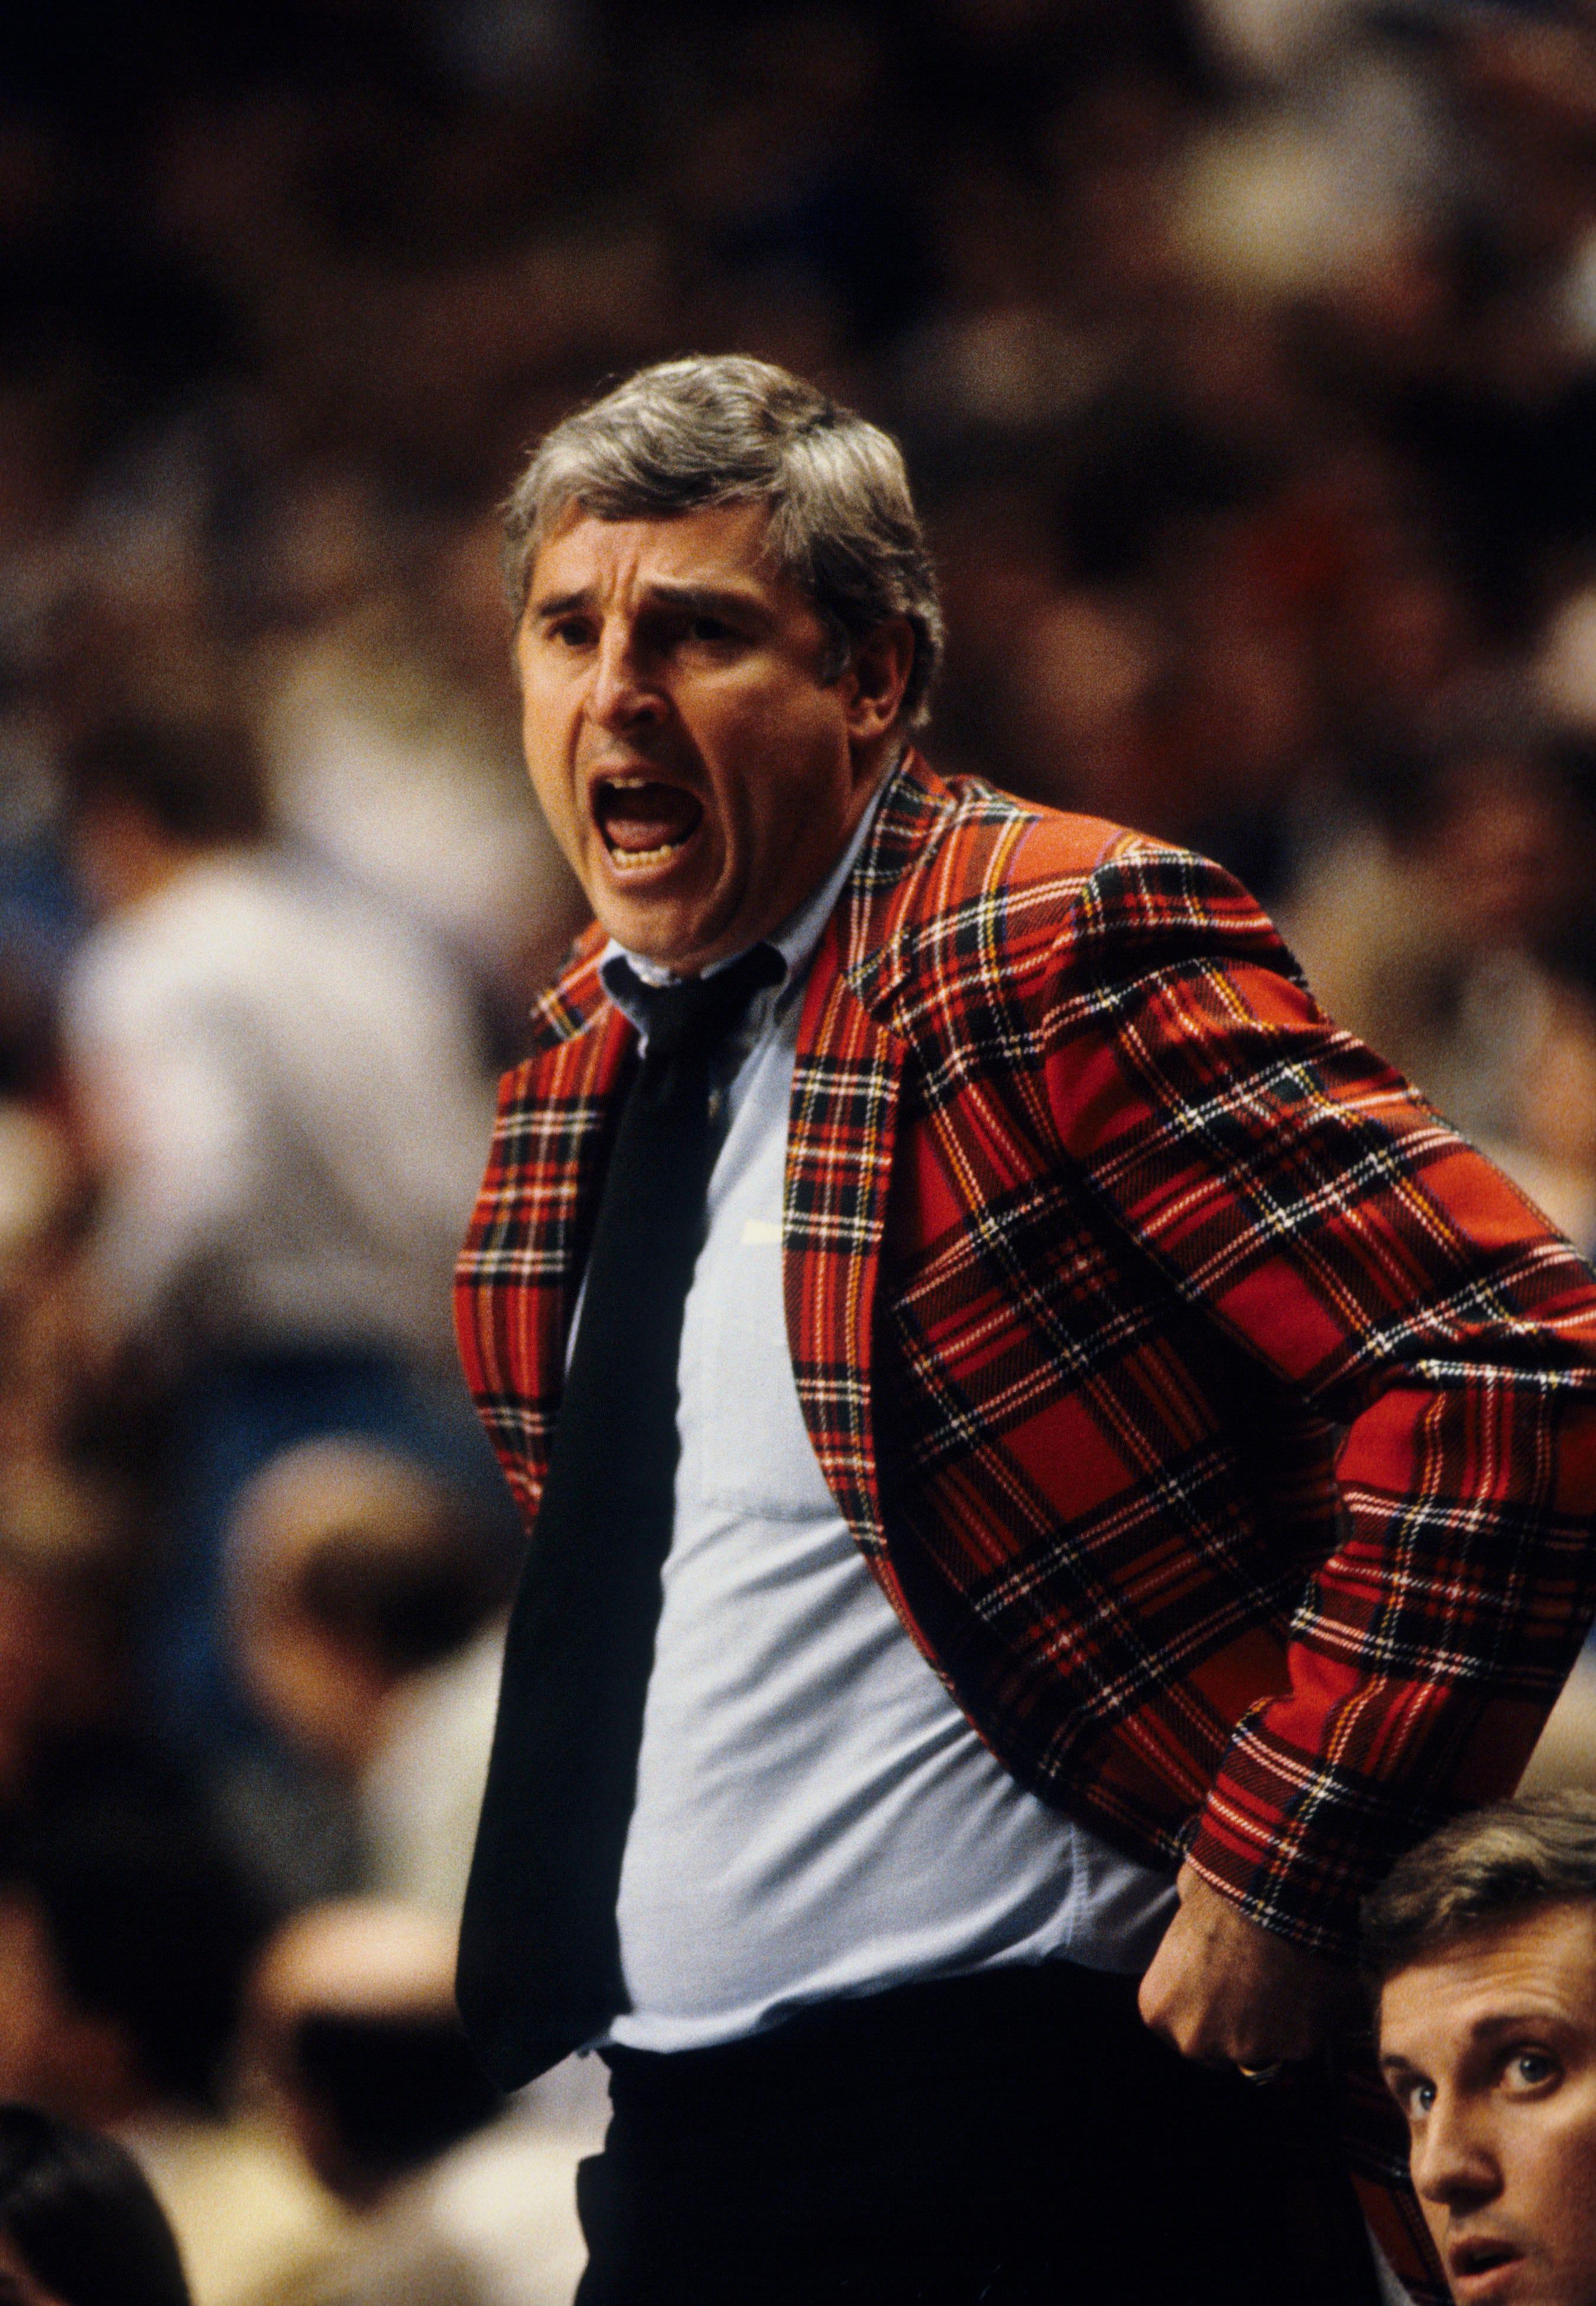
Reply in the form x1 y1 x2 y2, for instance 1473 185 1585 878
589 624 665 730
1412 2098 1501 2214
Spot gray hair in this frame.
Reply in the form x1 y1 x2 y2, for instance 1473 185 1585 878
1363 1792 1596 1986
502 355 944 730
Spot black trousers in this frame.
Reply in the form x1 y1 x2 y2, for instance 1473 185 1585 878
573 1962 1383 2306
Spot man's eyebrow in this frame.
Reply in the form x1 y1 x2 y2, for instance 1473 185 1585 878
1466 2007 1568 2042
531 585 595 622
643 580 766 618
529 580 767 623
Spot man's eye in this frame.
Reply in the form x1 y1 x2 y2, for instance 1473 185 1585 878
1507 2050 1558 2091
1389 2075 1435 2122
687 615 735 643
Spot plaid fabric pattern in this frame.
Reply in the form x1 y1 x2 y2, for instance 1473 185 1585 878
780 764 1596 1960
456 750 1596 2301
455 958 634 1528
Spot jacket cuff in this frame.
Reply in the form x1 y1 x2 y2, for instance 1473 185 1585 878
1183 1712 1430 1960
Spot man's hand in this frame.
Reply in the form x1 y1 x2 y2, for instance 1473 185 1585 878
1137 1862 1354 2068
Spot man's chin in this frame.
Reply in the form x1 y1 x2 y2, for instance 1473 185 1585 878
590 883 739 978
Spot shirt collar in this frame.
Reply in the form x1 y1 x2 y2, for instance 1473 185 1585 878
599 767 891 1029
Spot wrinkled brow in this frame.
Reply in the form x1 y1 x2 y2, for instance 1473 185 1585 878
531 579 767 623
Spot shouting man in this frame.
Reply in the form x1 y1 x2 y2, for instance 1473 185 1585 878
453 355 1596 2306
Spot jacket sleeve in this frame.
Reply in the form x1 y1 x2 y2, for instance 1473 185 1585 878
1040 839 1596 1954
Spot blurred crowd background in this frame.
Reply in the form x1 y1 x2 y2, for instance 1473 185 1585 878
8 0 1596 2298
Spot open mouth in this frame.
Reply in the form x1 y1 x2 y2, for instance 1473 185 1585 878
592 775 705 873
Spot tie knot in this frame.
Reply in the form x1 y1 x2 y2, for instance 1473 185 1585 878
616 942 785 1064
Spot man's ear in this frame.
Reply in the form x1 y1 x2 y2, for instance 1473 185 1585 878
841 617 915 748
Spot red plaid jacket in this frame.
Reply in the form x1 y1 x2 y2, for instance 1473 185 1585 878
456 750 1596 2288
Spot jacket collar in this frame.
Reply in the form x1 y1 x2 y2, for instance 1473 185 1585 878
522 748 958 1057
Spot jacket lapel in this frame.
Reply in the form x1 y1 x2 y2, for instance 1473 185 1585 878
783 754 949 1566
786 916 904 1559
524 1003 637 1482
460 928 635 1514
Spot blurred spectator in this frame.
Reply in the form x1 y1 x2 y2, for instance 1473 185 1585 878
0 1797 338 2306
57 712 490 1376
54 712 499 1744
251 527 586 1048
0 752 82 1109
0 1103 82 1479
246 1900 605 2306
0 1105 204 1848
1282 720 1574 1149
0 2101 192 2306
227 1440 511 1917
0 1466 159 1821
1478 966 1596 1261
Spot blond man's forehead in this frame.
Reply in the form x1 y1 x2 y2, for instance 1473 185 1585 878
1381 1903 1596 2060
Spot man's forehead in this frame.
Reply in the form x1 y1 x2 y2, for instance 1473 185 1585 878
1380 1905 1596 2057
530 498 781 600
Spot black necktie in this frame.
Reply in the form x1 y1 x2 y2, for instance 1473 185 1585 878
457 940 786 2088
